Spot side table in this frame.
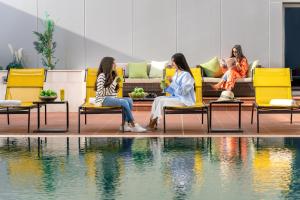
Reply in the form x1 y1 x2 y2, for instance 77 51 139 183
33 101 69 133
209 100 243 133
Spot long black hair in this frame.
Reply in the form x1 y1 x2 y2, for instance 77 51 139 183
94 57 119 91
230 45 245 61
171 53 194 79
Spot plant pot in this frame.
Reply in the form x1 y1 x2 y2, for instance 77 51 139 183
39 95 57 102
128 92 148 99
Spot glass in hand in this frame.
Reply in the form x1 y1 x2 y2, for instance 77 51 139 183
160 79 167 93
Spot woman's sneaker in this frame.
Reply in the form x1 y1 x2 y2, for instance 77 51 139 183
131 123 147 133
119 123 132 132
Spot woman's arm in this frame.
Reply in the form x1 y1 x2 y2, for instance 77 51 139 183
107 78 118 94
165 73 194 96
96 74 106 96
239 58 249 77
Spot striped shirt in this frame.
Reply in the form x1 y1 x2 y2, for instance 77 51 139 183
95 73 117 105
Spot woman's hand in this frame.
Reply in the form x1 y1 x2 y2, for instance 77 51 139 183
167 76 173 83
160 80 169 90
235 61 241 71
114 76 122 83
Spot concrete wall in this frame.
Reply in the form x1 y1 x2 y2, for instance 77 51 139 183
0 0 297 69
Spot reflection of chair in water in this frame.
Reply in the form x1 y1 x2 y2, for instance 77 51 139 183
252 149 292 193
0 69 46 132
251 68 300 132
78 67 124 133
8 154 42 188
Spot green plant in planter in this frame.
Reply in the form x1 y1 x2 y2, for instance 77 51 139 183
40 89 57 97
6 44 24 70
33 14 58 69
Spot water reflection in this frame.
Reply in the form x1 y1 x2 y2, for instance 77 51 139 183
0 137 300 199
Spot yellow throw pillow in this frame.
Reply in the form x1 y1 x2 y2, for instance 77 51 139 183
201 57 223 77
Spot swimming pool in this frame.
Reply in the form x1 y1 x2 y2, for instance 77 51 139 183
0 137 299 200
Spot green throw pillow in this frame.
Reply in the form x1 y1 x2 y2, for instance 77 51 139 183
128 62 148 78
201 57 223 77
247 60 259 77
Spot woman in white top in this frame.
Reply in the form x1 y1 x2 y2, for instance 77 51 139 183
147 53 196 129
95 57 146 132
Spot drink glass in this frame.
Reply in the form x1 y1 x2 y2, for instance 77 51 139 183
161 79 166 93
60 89 65 101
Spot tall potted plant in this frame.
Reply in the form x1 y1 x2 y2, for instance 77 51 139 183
33 14 58 69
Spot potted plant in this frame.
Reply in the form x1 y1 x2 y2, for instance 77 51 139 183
6 44 23 70
33 14 58 69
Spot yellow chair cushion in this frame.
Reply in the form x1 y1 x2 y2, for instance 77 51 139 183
81 102 121 109
165 102 206 109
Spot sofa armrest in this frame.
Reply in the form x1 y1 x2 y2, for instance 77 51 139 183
196 65 206 77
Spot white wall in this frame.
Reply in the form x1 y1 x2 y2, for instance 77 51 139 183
0 0 295 69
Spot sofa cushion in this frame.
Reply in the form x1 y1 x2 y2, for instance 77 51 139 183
128 62 148 78
247 60 259 77
120 63 152 78
149 61 168 78
203 77 252 83
201 57 223 78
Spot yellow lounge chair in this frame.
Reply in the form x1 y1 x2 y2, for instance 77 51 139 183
251 68 299 132
78 67 124 133
0 68 46 133
163 67 209 133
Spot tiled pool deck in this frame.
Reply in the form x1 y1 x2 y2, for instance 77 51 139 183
1 110 300 137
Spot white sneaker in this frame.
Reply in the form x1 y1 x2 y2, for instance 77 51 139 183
119 123 132 132
131 123 147 133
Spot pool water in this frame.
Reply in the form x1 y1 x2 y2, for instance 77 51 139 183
0 137 300 200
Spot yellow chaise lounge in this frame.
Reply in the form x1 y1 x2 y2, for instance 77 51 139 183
0 68 46 133
78 67 124 133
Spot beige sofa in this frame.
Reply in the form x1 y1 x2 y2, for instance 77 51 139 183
198 65 257 97
119 62 257 97
118 63 163 97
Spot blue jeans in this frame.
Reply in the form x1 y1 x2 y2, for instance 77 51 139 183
222 70 230 81
102 97 134 122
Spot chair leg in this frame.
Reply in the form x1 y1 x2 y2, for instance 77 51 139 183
201 109 204 124
122 108 125 133
251 103 254 124
206 108 209 133
256 110 259 133
163 108 166 133
78 107 81 134
45 105 47 125
84 108 87 125
290 108 293 124
6 108 10 125
28 109 31 133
